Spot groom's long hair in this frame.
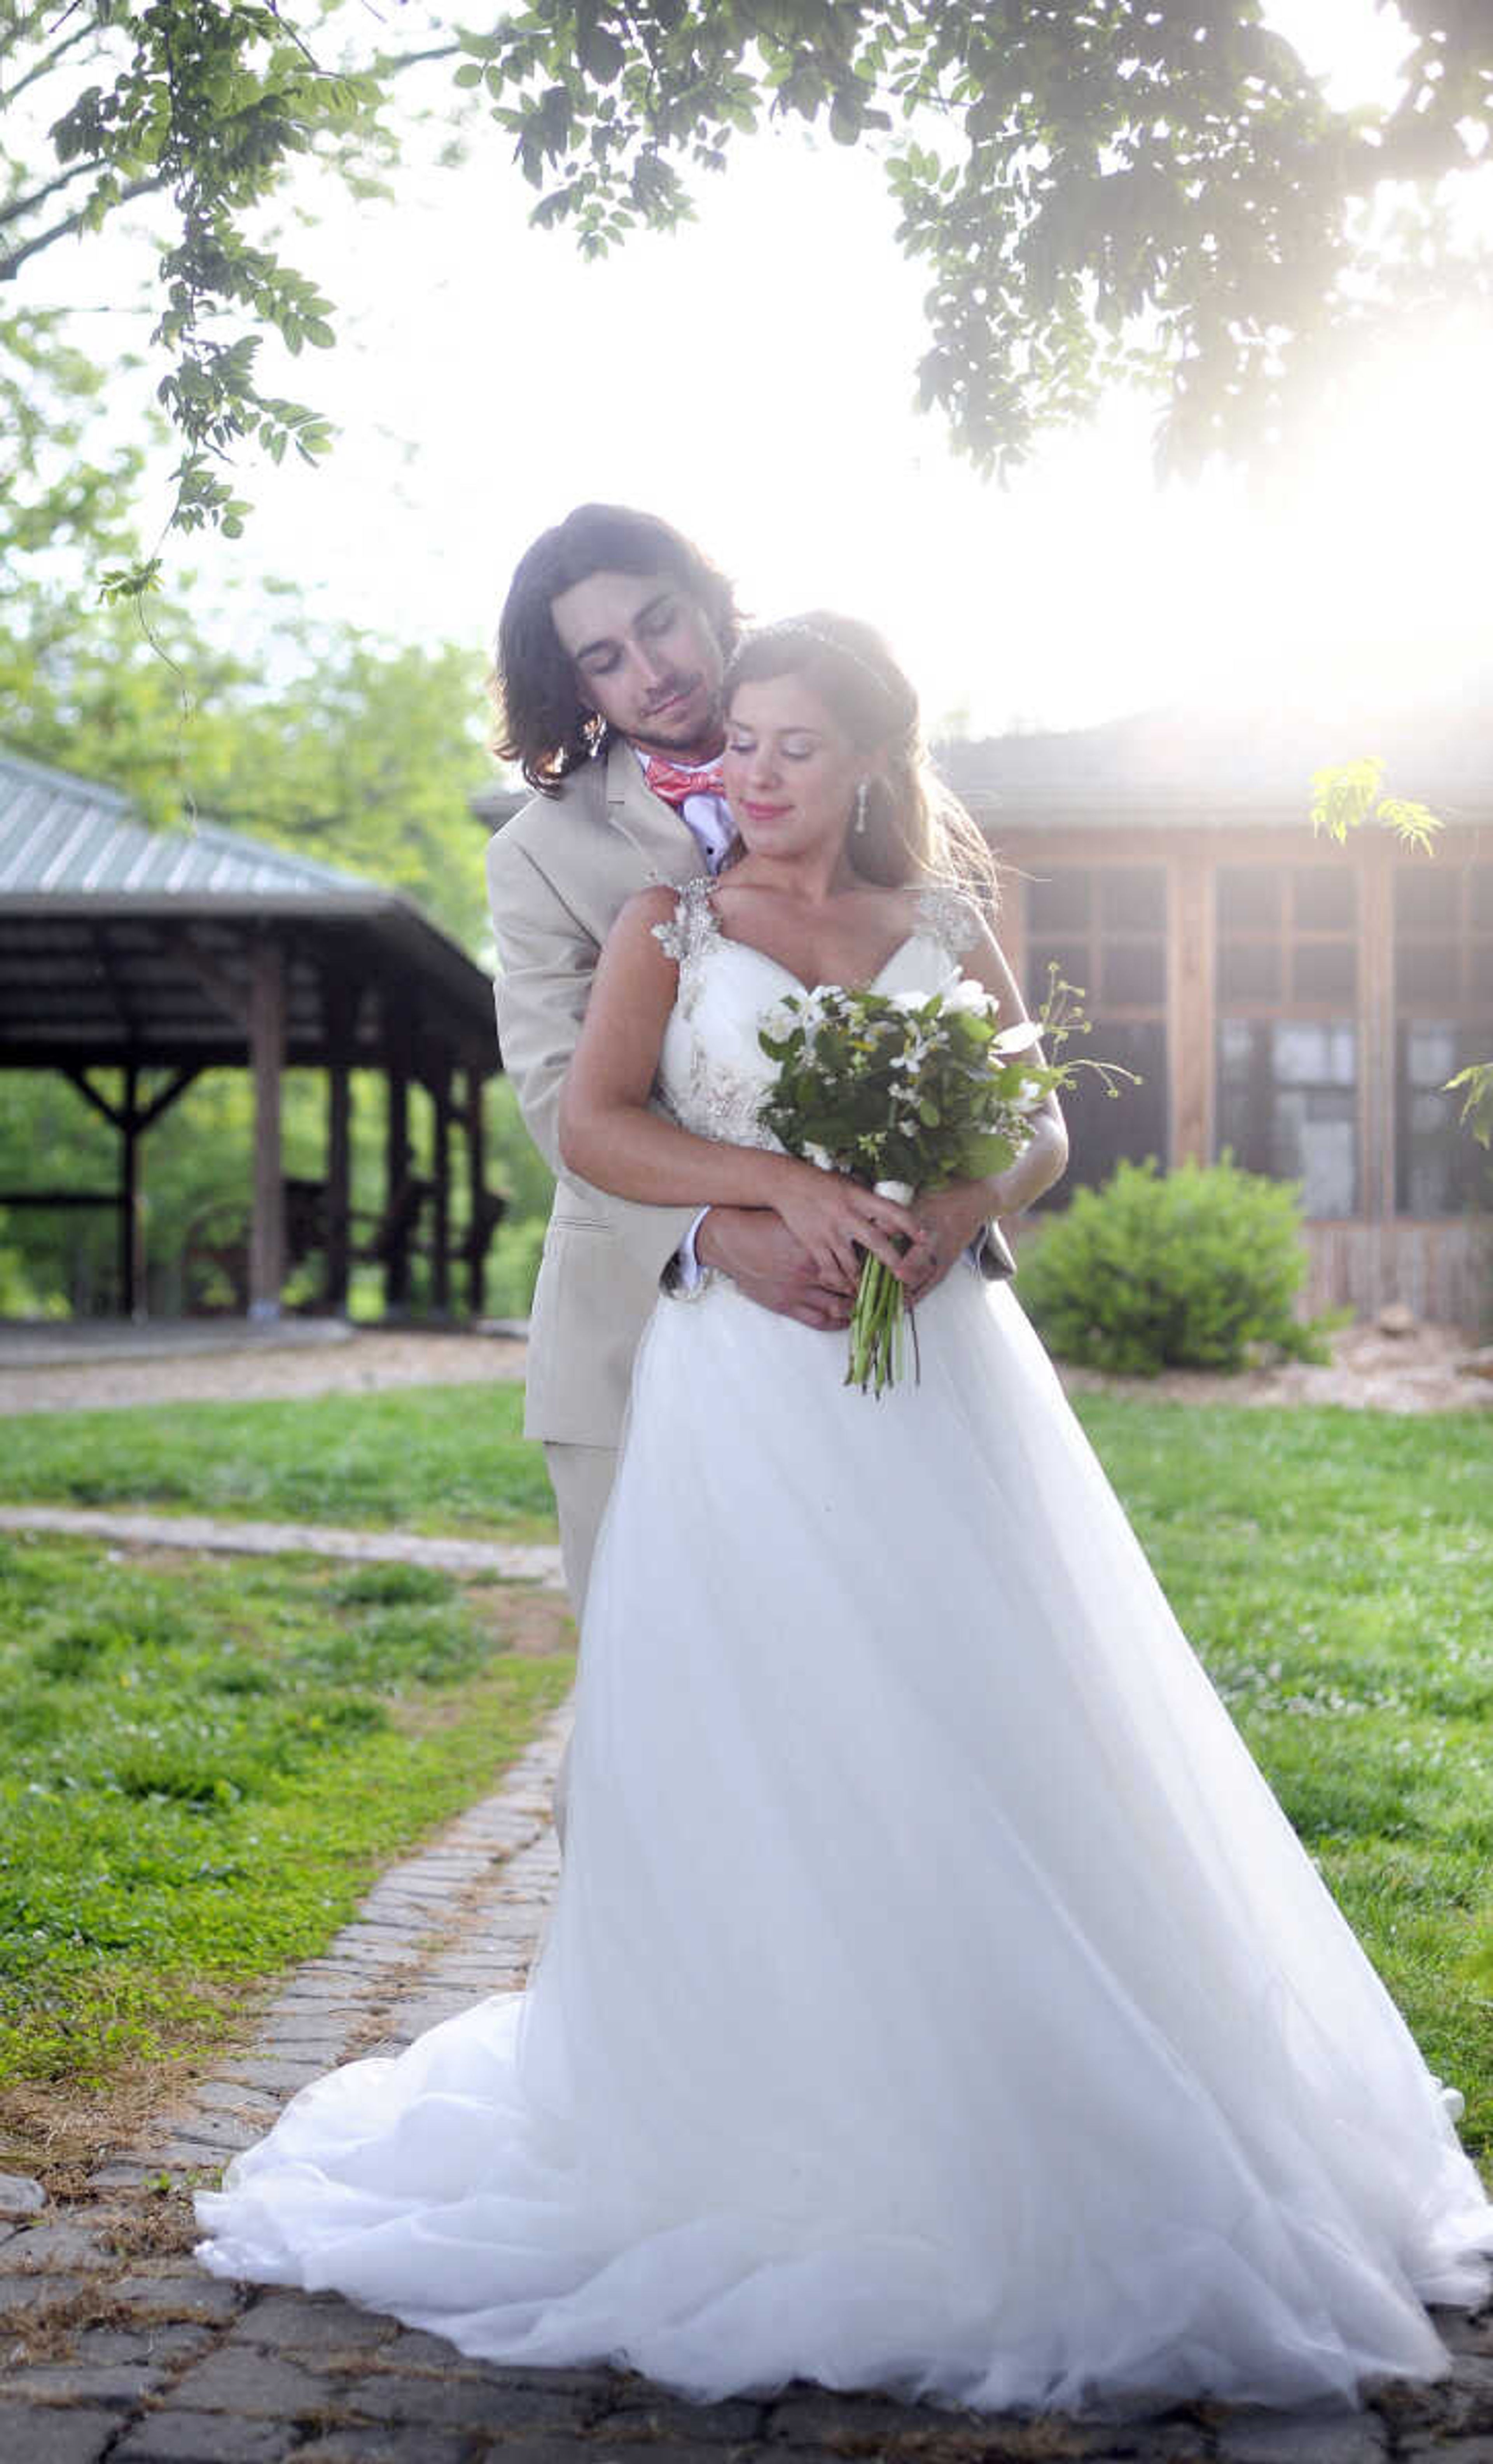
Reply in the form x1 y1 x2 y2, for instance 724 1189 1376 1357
493 505 741 792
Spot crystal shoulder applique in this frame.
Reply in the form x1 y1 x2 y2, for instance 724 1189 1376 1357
912 884 983 957
650 874 719 966
650 876 721 1017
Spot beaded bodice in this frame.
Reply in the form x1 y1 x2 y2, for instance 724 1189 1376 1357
650 877 981 1151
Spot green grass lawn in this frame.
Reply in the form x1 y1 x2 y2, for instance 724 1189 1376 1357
0 1534 573 2105
3 1382 555 1538
1078 1398 1493 2163
1 1383 1488 2162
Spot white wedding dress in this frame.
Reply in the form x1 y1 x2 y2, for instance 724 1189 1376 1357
195 880 1493 2415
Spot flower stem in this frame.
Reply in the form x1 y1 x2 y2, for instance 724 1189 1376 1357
847 1254 912 1397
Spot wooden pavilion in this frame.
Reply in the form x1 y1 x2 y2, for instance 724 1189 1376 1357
0 749 504 1320
944 684 1493 1324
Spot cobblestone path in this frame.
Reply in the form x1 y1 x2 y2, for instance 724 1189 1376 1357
0 1519 1490 2462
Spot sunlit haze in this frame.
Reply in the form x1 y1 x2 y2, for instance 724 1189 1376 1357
36 0 1493 742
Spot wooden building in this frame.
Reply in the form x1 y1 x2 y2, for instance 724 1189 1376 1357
0 749 504 1320
943 696 1492 1326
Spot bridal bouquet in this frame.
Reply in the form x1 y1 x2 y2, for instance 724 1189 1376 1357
758 980 1063 1396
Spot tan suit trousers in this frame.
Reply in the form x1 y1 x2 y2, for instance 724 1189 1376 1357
544 1438 618 1627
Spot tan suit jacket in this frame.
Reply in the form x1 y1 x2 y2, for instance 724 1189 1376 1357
486 740 707 1449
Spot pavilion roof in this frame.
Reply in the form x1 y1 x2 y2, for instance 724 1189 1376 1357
0 750 500 1079
0 750 382 901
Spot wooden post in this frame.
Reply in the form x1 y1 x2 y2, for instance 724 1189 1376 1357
465 1069 487 1318
384 1063 410 1316
430 1065 452 1317
120 1064 142 1319
322 975 360 1315
64 1064 200 1323
1167 855 1214 1164
248 938 286 1319
325 1062 352 1312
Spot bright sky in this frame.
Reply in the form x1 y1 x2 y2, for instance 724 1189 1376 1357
43 0 1493 740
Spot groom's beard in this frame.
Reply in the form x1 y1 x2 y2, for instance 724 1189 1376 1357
630 676 724 763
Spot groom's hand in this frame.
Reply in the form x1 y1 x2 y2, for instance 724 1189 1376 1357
695 1208 856 1329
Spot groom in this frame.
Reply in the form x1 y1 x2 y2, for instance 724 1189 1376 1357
486 504 859 1616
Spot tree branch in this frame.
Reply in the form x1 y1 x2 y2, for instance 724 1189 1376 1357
0 154 100 235
0 168 172 281
0 3 71 70
0 15 99 109
366 41 465 76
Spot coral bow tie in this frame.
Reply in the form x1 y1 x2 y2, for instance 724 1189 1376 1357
643 755 726 808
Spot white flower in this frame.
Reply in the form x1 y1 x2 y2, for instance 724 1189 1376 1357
760 999 800 1042
945 977 994 1017
993 1017 1044 1055
803 1143 836 1173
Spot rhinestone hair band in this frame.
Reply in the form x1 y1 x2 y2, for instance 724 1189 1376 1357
748 620 903 706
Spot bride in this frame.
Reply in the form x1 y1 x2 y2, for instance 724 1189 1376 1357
195 615 1493 2418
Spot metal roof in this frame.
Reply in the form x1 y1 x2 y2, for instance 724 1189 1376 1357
936 683 1493 825
0 749 381 899
0 749 500 1077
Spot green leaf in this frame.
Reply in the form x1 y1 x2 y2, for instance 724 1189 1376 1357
578 24 626 81
1309 756 1385 843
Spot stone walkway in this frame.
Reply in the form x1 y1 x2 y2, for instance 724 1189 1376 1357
0 1504 563 1589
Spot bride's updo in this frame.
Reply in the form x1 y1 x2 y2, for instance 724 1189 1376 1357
722 613 997 911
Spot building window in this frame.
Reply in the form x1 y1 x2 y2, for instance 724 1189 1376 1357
1025 865 1168 1196
1395 856 1493 1216
1215 865 1357 1006
1217 1020 1358 1216
1215 867 1360 1216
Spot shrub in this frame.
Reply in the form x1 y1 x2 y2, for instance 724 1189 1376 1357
1017 1156 1329 1376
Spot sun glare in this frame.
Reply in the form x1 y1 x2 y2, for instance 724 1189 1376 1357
35 0 1490 739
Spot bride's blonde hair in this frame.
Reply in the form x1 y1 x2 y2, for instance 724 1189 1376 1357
722 613 998 912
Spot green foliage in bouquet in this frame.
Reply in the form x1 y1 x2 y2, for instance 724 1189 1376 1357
759 984 1051 1192
1018 1157 1330 1378
759 983 1063 1393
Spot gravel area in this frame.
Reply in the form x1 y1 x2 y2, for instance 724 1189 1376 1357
0 1328 528 1418
1059 1319 1493 1415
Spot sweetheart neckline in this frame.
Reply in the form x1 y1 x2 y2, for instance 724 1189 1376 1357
707 926 931 1001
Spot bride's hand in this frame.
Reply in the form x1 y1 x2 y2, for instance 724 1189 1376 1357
769 1162 923 1289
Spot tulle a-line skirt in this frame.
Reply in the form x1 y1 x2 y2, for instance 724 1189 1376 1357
195 1271 1493 2414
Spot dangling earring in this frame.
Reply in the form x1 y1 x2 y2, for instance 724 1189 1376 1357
854 780 869 836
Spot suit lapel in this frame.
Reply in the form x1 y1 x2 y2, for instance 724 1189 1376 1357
602 738 714 889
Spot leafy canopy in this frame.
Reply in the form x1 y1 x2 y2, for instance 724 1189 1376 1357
4 0 1492 571
2 0 451 586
